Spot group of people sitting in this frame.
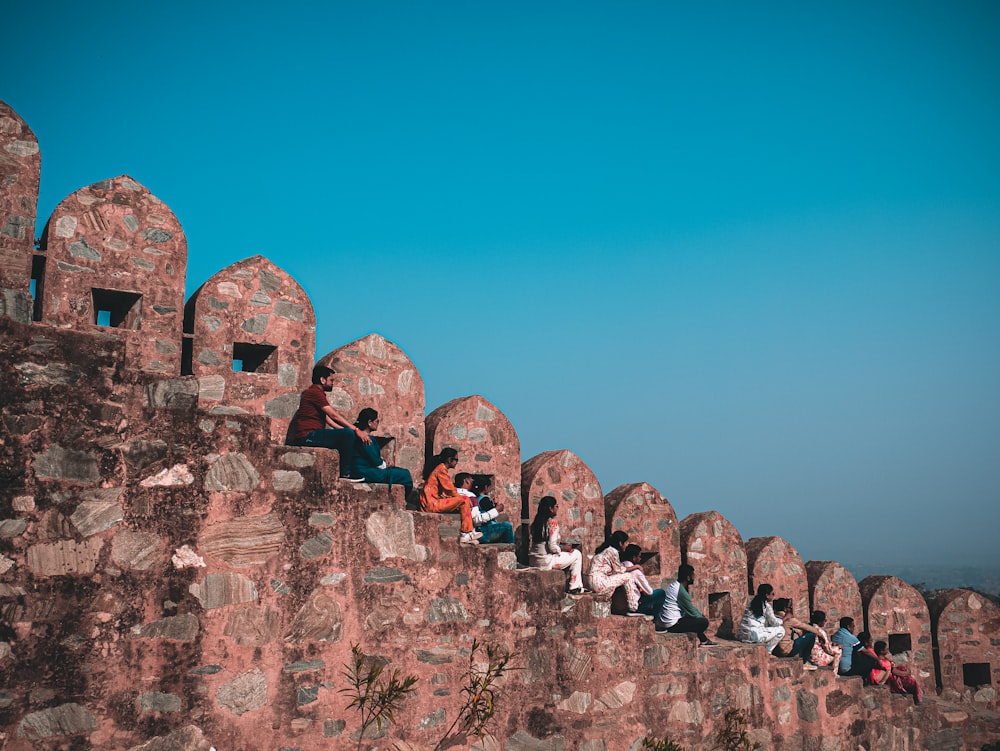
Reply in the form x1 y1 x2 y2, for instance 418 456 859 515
289 365 922 703
287 365 514 546
734 584 921 703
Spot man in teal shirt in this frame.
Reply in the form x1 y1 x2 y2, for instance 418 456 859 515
657 564 716 646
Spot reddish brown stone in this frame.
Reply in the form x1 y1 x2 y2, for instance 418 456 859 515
318 333 425 479
604 482 680 584
746 536 809 618
0 100 39 316
806 560 862 628
39 175 187 374
679 510 748 637
185 255 315 441
859 575 934 684
425 394 521 506
929 588 1000 708
521 449 604 561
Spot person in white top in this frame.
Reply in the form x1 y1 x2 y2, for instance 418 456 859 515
528 496 585 594
736 583 785 655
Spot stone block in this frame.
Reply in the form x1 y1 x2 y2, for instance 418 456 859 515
199 513 285 566
32 444 100 483
26 537 103 576
111 530 161 571
365 510 428 562
285 590 342 643
189 572 258 609
216 668 267 716
132 614 200 642
17 703 96 740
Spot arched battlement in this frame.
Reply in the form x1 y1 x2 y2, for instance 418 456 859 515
745 535 809 619
317 333 425 479
928 588 1000 707
858 574 933 683
38 175 187 374
521 449 603 563
184 255 315 441
0 100 39 324
805 560 862 629
679 510 748 637
604 482 679 583
424 395 521 505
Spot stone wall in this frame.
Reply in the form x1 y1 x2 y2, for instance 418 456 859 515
806 560 863 630
0 101 38 324
679 511 748 639
317 333 425 479
604 482 679 584
928 589 1000 709
745 536 809 620
38 175 188 374
859 575 934 685
184 254 316 441
425 395 521 506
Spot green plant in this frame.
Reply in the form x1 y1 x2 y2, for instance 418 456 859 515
432 639 515 750
641 734 687 751
715 708 761 751
340 643 418 750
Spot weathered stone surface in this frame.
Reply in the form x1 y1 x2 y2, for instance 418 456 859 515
324 719 346 737
126 725 213 751
427 597 468 623
366 510 428 562
140 464 194 487
189 572 258 609
17 702 96 740
825 690 854 717
507 732 565 751
282 451 315 468
297 685 320 705
666 700 704 724
224 606 281 645
284 660 325 673
300 532 333 560
145 379 199 410
139 692 182 713
199 513 285 566
285 590 342 642
204 453 260 492
172 545 206 569
795 689 819 722
558 691 592 714
70 495 124 536
264 393 299 419
593 681 636 711
111 529 161 570
415 647 458 664
32 444 100 483
272 469 303 491
26 537 103 576
132 614 200 641
216 668 267 716
0 519 26 537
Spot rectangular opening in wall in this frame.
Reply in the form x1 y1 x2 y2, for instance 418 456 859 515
181 335 193 376
92 288 142 329
963 662 991 688
31 254 45 321
232 342 277 373
888 633 912 655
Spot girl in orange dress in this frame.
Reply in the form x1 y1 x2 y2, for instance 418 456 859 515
419 448 480 544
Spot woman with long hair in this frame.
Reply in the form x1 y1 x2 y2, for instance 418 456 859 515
587 531 645 611
770 598 828 660
529 496 585 594
803 610 842 670
419 447 480 544
351 408 414 495
736 583 785 655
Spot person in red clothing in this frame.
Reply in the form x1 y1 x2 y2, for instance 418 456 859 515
286 365 370 481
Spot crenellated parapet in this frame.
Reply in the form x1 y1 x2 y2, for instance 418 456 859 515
0 102 39 323
37 175 188 374
805 560 863 629
679 510 748 638
424 394 521 505
183 254 316 441
859 574 934 684
928 588 1000 708
604 482 679 584
745 535 809 619
317 333 425 479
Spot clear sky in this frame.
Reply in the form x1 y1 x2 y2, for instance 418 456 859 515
4 1 999 570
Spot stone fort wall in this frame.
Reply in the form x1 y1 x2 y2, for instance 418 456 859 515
1 99 998 751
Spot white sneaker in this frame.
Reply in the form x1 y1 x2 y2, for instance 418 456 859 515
459 532 480 545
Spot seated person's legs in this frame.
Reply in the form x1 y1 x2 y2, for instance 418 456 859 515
303 428 357 477
478 519 514 544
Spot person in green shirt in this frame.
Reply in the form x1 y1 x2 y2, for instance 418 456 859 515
656 564 716 646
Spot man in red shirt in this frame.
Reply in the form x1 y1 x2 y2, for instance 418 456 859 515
287 365 370 481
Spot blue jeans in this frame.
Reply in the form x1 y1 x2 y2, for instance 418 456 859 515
637 589 667 616
301 428 355 475
476 520 514 544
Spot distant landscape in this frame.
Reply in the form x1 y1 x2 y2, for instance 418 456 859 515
843 561 1000 600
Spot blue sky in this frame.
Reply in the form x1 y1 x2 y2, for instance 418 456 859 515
5 1 999 569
